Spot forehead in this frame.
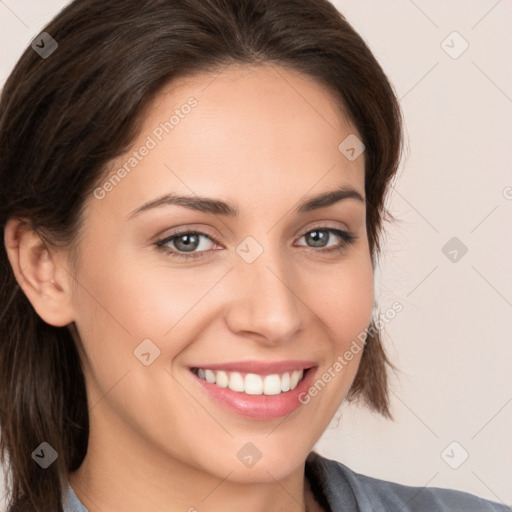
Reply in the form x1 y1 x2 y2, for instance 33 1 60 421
149 63 356 154
91 63 364 219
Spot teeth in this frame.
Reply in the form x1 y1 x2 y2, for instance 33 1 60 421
195 368 305 395
216 370 229 388
229 372 244 392
263 374 281 395
204 369 216 383
281 372 291 392
245 373 263 395
290 370 302 389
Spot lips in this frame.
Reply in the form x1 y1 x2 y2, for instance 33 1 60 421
188 360 318 420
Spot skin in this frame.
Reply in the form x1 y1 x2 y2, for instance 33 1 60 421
5 63 374 512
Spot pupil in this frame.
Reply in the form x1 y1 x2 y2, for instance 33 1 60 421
308 230 326 247
177 234 198 252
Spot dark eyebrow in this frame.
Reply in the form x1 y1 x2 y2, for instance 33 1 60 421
298 186 364 212
127 185 364 219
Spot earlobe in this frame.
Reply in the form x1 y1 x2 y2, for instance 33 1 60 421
3 218 75 327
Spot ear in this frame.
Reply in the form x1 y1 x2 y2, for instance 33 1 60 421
4 218 75 327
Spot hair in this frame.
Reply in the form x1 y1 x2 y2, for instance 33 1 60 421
0 0 403 510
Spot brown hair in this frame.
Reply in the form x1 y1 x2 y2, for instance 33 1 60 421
0 0 402 510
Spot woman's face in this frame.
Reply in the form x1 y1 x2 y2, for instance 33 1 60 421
67 63 374 482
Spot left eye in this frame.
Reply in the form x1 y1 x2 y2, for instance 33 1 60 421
156 231 217 258
155 227 356 260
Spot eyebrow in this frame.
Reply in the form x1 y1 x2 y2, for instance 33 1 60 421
127 185 364 219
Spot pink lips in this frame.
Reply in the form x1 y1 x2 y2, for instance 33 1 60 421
188 360 318 420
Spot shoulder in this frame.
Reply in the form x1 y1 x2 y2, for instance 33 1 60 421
305 451 510 512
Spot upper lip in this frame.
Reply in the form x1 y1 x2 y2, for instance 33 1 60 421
189 360 317 375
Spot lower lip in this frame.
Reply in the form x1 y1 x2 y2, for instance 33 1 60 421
189 367 317 420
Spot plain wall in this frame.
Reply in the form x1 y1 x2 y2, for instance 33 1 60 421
1 0 511 508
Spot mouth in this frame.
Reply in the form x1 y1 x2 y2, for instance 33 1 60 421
187 361 318 420
190 366 312 396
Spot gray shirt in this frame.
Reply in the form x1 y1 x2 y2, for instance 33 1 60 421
62 451 510 511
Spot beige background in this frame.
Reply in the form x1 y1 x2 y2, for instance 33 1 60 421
1 0 511 508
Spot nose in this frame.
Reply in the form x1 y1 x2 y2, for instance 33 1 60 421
223 244 304 346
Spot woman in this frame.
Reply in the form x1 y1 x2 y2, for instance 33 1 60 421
0 0 508 511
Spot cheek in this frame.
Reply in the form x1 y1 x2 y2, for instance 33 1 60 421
73 247 213 344
312 255 375 348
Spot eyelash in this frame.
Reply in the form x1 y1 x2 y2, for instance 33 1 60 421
155 226 357 260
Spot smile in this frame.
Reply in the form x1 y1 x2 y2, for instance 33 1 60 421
188 362 318 420
191 367 307 395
